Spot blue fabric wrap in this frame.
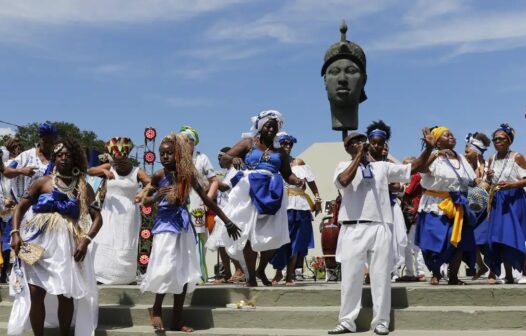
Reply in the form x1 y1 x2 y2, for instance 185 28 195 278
151 174 192 235
230 171 243 188
8 161 17 169
389 193 397 206
152 205 191 235
1 219 12 252
248 172 284 215
415 211 476 274
244 146 281 173
485 188 526 275
32 190 80 220
38 123 58 137
271 209 314 270
44 162 54 176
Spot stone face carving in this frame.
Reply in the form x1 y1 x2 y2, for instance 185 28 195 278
321 20 367 131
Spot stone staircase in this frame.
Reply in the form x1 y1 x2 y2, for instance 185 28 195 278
1 281 526 335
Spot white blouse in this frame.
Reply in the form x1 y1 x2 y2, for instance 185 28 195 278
488 152 526 183
286 164 316 211
418 153 476 214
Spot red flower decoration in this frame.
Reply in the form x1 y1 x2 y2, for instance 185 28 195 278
142 206 152 216
139 254 150 265
144 127 157 140
140 228 152 240
144 151 156 164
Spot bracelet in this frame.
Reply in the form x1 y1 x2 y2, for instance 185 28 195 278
314 196 322 202
225 221 235 229
82 235 93 243
10 229 20 236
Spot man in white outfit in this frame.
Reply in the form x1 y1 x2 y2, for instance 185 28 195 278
329 130 434 335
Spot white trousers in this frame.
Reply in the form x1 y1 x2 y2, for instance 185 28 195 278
335 222 392 332
404 225 426 277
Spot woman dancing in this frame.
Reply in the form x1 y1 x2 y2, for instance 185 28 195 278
220 110 305 287
88 137 151 285
414 126 477 285
139 132 240 333
271 132 322 286
8 137 102 336
484 124 526 284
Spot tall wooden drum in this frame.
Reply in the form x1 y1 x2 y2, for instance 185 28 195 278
320 199 341 269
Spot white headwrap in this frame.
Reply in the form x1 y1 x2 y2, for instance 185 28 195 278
242 110 284 148
465 133 488 155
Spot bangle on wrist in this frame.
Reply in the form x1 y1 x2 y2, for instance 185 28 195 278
10 229 20 236
83 235 93 243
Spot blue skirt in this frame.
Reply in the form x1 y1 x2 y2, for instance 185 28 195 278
271 209 314 270
474 210 489 246
415 211 476 273
485 188 526 275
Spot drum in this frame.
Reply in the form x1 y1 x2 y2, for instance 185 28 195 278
320 199 341 269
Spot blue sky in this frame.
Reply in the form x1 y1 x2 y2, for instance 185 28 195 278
1 0 526 165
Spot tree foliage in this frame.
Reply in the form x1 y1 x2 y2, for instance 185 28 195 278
0 121 106 153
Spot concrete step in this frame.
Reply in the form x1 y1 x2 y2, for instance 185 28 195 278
3 283 526 307
3 325 526 336
2 302 526 331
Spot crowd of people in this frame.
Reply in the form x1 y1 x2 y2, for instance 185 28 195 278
0 114 525 336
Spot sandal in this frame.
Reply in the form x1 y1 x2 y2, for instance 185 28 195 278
148 307 165 334
328 323 353 334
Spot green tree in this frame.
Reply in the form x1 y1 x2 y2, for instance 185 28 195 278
3 121 106 153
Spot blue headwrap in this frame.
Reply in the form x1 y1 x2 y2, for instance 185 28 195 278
368 129 388 140
38 122 58 138
277 132 297 145
493 123 515 143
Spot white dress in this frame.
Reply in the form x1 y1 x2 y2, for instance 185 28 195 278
92 167 141 284
8 194 98 336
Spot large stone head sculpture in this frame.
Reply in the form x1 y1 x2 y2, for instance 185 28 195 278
321 20 367 131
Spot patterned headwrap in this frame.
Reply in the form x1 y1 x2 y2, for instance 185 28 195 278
465 133 488 155
493 123 515 143
242 110 284 148
105 137 134 159
368 129 388 140
431 126 450 143
277 132 297 145
180 126 199 146
38 122 58 138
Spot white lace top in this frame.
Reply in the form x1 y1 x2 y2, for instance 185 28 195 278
488 152 526 183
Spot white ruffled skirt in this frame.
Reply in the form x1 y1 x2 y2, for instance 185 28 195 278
391 201 408 271
8 213 98 336
140 230 201 295
218 170 290 255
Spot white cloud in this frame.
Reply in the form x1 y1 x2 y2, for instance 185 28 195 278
404 0 467 25
207 0 397 43
0 0 248 24
0 127 16 137
370 6 526 57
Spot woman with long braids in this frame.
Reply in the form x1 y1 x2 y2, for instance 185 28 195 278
139 133 240 333
88 137 150 285
271 132 322 286
414 126 477 285
219 110 305 287
8 137 103 336
484 124 526 284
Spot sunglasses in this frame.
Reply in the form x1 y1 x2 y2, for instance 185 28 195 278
492 137 508 143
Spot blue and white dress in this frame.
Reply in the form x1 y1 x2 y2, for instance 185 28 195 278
8 189 98 336
415 154 477 274
485 152 526 276
271 164 315 270
221 145 290 255
140 173 201 295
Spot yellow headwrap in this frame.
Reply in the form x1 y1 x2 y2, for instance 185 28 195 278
431 127 450 143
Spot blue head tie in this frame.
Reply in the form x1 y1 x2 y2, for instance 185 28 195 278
493 123 514 143
368 129 388 140
278 134 297 145
38 123 58 138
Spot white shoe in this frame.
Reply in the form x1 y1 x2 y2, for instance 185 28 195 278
518 276 526 284
374 324 390 335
